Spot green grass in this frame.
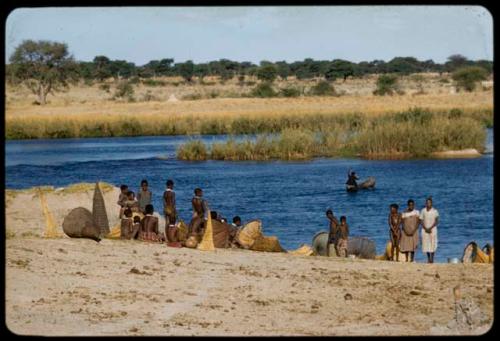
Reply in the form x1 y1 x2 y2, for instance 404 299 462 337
176 108 488 160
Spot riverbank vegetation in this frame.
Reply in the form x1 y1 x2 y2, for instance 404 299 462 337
176 108 489 160
5 104 492 140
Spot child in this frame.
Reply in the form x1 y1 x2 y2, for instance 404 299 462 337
120 208 133 239
125 191 140 213
232 216 242 227
137 179 152 214
131 215 141 240
388 203 402 261
336 216 349 258
117 184 129 218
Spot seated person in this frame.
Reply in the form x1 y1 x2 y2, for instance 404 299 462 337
232 216 242 227
120 208 133 239
140 204 164 242
131 215 141 240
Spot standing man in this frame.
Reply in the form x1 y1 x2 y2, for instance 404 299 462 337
163 179 177 242
326 209 340 257
189 188 210 240
400 199 420 262
137 179 152 214
420 197 439 263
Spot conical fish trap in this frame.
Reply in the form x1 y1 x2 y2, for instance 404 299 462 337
197 211 215 251
39 188 61 238
237 220 262 249
93 182 110 236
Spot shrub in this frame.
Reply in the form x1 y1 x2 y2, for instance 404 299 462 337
452 66 488 92
177 139 208 160
250 82 277 98
256 65 278 83
280 86 301 97
128 76 140 84
141 90 158 102
182 93 202 100
113 81 135 101
99 83 110 93
309 81 336 96
373 74 400 96
142 79 166 87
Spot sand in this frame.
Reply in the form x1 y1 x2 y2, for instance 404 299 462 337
430 148 482 159
5 184 494 336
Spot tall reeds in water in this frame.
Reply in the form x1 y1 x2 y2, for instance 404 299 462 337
177 108 488 160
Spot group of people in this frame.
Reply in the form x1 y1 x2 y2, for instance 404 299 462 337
117 179 243 246
388 197 439 263
325 197 439 263
117 177 440 263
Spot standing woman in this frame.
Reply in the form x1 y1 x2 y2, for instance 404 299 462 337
420 197 439 263
400 199 420 262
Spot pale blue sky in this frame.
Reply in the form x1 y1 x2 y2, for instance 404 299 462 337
5 6 493 65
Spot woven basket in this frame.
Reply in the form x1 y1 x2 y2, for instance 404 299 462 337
237 220 262 249
250 235 284 252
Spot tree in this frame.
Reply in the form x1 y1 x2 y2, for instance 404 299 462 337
275 61 291 80
93 55 112 81
445 54 469 72
9 40 79 105
324 59 355 82
178 60 195 82
194 63 210 82
256 64 278 83
451 66 488 92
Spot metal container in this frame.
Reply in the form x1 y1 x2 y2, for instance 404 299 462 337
448 257 460 264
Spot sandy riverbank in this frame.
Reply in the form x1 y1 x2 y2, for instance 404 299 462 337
4 184 494 336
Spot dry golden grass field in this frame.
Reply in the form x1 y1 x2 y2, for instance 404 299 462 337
5 73 493 119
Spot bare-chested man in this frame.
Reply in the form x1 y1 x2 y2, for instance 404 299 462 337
189 188 209 241
336 216 349 258
163 179 177 242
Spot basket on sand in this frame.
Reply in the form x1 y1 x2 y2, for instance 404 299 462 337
197 211 215 251
462 242 493 263
289 244 314 256
250 235 285 252
176 219 189 242
237 220 262 249
185 235 198 248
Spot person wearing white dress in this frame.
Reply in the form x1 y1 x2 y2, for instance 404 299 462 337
420 197 439 263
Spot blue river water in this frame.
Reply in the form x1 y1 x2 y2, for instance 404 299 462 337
5 130 494 263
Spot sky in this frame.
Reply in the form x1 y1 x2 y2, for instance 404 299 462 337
5 6 493 65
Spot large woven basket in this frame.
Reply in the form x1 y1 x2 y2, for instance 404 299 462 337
237 220 262 249
250 235 285 252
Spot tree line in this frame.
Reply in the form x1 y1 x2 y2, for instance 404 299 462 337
6 40 494 104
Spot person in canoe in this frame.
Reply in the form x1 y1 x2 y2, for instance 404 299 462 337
346 168 359 191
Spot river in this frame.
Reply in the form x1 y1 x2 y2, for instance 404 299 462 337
5 129 493 263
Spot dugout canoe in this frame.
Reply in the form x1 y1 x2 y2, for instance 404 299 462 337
312 231 377 259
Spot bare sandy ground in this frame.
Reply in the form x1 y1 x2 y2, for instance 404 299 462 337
5 185 494 336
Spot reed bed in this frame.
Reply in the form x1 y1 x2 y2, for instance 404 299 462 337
176 108 488 160
5 105 492 140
